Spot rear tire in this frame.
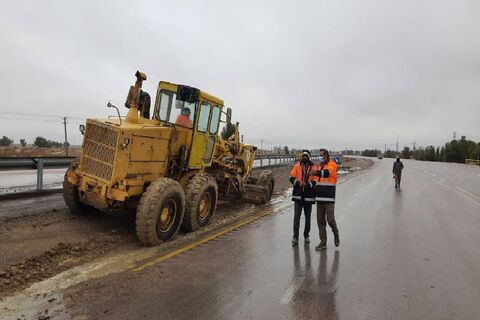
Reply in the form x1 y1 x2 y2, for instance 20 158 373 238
136 178 185 246
182 174 218 232
63 171 93 214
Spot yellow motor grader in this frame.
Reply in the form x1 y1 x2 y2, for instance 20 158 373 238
64 71 274 246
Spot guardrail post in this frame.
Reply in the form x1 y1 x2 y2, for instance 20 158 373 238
36 159 44 191
268 157 271 166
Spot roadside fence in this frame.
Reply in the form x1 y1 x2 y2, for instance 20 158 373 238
0 154 307 192
0 157 74 191
465 159 480 166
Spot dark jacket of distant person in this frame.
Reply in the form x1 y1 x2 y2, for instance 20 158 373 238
393 159 404 174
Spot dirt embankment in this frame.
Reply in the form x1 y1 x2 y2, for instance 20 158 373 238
0 146 81 157
0 158 372 297
341 157 374 172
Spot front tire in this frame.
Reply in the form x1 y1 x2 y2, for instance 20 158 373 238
63 171 93 214
182 174 218 232
136 178 185 246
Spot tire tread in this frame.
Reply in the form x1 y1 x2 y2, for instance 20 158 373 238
182 174 218 232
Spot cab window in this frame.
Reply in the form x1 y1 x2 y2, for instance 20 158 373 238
155 90 195 129
197 102 211 132
209 106 221 134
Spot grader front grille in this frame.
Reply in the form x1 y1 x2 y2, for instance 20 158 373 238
80 123 118 182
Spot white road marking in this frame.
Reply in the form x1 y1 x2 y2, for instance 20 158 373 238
416 169 480 205
453 186 480 202
280 276 305 304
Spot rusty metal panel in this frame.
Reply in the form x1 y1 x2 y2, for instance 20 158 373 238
80 122 118 182
82 157 114 181
130 135 169 162
85 123 118 147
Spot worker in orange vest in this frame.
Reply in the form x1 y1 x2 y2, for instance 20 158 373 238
289 150 317 245
175 108 193 128
310 148 339 250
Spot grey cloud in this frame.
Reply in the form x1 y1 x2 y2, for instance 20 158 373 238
0 0 479 150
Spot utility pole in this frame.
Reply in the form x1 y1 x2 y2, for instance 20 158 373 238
63 117 68 156
384 144 387 153
453 131 456 140
396 134 399 153
241 134 244 143
260 139 263 152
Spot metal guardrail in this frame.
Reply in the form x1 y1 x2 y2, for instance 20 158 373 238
255 154 320 167
465 159 480 166
0 157 75 191
0 154 321 194
0 157 76 170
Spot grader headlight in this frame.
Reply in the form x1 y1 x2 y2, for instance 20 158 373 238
121 137 130 149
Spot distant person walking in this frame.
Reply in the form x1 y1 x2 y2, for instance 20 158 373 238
310 149 339 250
393 155 404 189
289 150 316 245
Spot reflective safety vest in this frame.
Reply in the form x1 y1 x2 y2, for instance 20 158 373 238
175 114 193 128
290 161 316 203
314 159 337 203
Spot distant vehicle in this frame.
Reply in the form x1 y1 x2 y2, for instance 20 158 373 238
378 155 383 159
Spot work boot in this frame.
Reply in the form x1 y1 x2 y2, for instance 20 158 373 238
292 238 298 245
305 237 310 243
334 234 340 247
315 242 327 251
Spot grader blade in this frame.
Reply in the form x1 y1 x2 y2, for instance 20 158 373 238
243 184 268 205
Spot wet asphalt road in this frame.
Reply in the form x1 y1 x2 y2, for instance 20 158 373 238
64 159 480 319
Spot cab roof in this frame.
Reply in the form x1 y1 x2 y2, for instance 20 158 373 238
158 81 224 106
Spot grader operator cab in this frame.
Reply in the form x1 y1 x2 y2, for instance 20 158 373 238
64 71 274 246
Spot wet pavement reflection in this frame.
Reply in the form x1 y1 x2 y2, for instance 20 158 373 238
46 158 480 320
291 246 339 319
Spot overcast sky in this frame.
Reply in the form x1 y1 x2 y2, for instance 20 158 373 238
1 0 479 151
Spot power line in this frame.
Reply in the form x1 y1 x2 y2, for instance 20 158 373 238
0 111 85 121
0 117 61 123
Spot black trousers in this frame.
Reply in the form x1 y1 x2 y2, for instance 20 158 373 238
394 172 402 185
293 201 312 239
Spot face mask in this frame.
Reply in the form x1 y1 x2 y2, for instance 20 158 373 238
319 156 324 163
